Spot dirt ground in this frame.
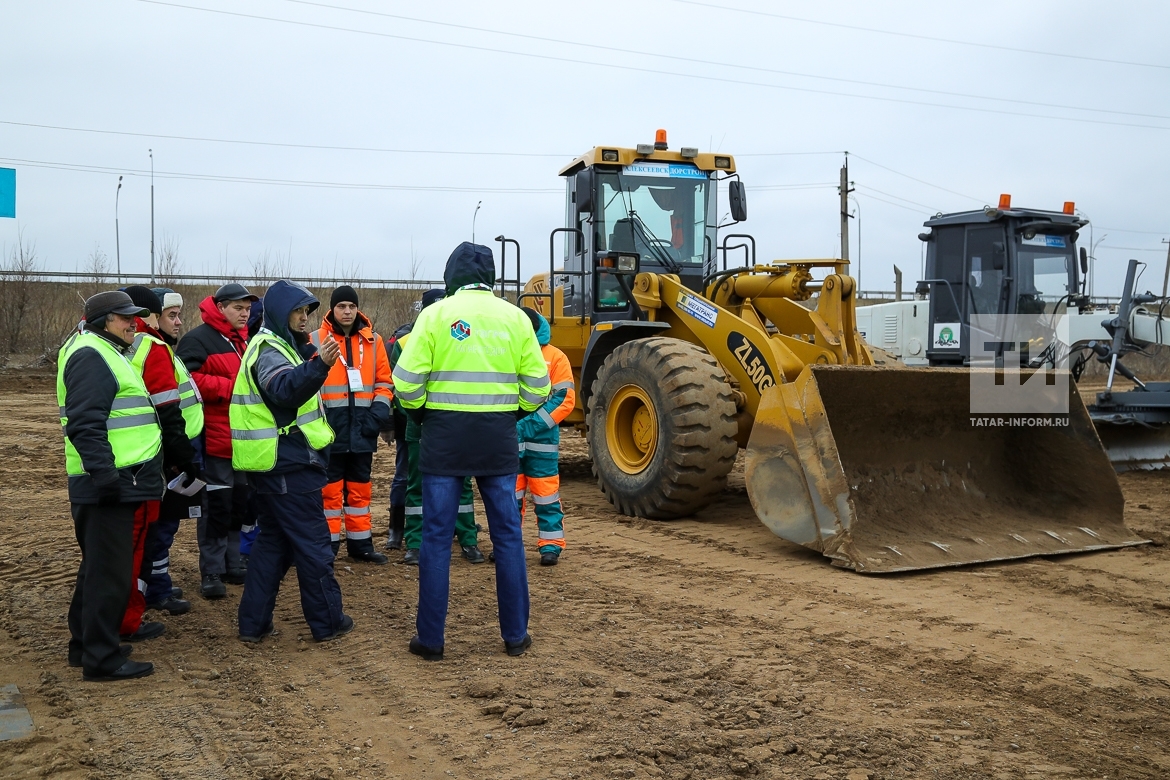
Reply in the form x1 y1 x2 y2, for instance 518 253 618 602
2 371 1169 780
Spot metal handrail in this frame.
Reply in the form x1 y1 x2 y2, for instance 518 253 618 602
721 233 756 271
548 227 586 325
495 235 522 301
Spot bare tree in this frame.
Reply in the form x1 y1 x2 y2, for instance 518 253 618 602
0 229 39 354
248 247 295 289
156 234 182 287
84 244 111 290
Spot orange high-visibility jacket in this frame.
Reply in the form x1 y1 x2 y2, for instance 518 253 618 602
542 343 576 426
311 311 393 452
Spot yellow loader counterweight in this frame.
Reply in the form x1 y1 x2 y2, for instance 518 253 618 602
510 131 1144 573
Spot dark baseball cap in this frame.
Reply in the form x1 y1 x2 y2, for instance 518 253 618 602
85 291 149 322
213 283 259 303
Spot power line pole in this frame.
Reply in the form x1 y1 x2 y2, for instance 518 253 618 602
1162 238 1169 301
839 154 854 271
115 176 123 281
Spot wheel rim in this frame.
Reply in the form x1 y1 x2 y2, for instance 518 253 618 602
606 384 658 474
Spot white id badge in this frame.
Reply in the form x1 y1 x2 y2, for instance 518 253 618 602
189 505 202 518
347 368 364 392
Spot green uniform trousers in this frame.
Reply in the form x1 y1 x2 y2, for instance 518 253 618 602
403 437 477 550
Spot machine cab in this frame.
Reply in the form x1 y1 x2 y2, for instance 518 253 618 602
919 196 1086 366
550 132 737 324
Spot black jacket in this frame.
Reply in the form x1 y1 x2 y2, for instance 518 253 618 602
62 327 165 504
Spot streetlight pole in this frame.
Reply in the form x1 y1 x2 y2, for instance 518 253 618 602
472 200 482 244
1090 234 1108 299
1085 233 1104 301
115 176 123 281
148 149 155 284
149 149 155 283
849 195 861 295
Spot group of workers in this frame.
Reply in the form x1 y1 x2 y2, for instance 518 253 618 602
58 241 575 681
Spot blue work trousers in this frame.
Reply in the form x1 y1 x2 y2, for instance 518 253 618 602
144 510 181 604
237 489 344 640
418 473 528 649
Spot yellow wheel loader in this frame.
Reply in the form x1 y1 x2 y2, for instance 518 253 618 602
502 131 1145 572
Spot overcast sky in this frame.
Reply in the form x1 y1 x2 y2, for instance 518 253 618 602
3 0 1168 297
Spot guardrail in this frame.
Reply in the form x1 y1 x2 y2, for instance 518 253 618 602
0 270 445 290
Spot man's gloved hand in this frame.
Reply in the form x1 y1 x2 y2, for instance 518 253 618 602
94 471 122 506
179 462 202 484
360 414 383 439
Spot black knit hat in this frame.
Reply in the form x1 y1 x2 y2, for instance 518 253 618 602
520 306 542 333
124 285 162 315
420 288 446 309
330 285 359 309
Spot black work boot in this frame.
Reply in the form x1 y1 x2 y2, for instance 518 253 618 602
461 545 485 564
147 595 191 615
403 548 420 566
201 573 226 599
385 504 406 550
348 538 388 565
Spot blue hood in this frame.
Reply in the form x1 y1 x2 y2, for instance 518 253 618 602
533 311 551 346
247 297 265 339
262 280 319 346
443 242 495 295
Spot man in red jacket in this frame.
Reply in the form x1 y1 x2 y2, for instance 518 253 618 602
177 283 257 599
120 286 197 636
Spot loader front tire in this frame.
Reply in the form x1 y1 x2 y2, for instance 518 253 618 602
588 337 739 519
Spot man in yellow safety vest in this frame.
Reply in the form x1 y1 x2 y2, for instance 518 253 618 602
58 291 164 681
393 242 549 661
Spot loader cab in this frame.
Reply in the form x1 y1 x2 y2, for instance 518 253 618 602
553 134 733 324
919 198 1085 366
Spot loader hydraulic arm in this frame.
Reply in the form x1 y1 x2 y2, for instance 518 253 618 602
631 263 873 445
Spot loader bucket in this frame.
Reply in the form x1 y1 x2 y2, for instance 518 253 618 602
745 365 1148 573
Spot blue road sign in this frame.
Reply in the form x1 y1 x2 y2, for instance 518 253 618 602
0 168 14 218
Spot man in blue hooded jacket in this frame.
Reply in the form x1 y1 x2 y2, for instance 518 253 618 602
234 280 353 643
393 243 549 660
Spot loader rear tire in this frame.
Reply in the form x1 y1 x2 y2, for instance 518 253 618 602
588 337 739 519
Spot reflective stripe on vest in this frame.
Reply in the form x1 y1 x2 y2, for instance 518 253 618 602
391 290 550 413
128 331 204 438
57 330 163 475
314 326 385 410
229 329 335 472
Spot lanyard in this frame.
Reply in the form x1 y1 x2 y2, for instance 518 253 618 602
335 335 363 369
333 333 365 392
